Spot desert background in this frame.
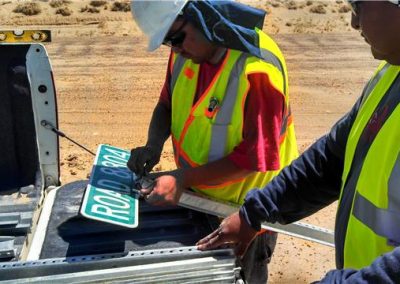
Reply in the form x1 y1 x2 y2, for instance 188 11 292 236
1 0 379 283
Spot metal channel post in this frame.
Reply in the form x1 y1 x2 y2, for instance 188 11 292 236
178 190 335 247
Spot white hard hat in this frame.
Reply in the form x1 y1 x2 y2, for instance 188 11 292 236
131 0 188 51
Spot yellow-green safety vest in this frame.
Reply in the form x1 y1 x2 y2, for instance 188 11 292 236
170 29 298 204
339 62 400 268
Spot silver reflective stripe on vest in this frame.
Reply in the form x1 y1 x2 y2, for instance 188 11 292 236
260 48 286 95
260 48 290 137
353 154 400 244
208 53 248 162
170 55 186 92
388 155 400 213
360 63 390 105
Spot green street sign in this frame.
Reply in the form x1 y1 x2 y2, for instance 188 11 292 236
81 144 139 228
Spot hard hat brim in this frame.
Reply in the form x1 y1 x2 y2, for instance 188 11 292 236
131 0 187 52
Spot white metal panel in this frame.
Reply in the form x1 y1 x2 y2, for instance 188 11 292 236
26 44 59 187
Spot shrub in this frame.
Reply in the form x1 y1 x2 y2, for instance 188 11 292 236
56 7 72 16
286 1 297 10
111 1 130 12
50 0 71 8
271 2 280 8
87 7 100 13
13 3 41 15
90 0 107 7
310 4 326 14
80 6 100 13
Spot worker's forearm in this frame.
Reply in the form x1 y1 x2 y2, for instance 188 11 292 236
180 156 252 188
147 102 171 150
319 247 400 283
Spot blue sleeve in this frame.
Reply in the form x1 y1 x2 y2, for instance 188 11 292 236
319 247 400 283
240 95 363 230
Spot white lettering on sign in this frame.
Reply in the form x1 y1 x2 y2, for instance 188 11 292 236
104 148 130 160
90 188 131 221
91 204 129 221
93 195 130 209
100 166 131 179
96 188 130 202
101 161 124 168
103 154 127 165
97 179 130 193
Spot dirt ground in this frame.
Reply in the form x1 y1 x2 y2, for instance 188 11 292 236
2 0 379 283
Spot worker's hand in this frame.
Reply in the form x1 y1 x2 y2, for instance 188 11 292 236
127 145 162 176
196 212 258 257
140 170 185 206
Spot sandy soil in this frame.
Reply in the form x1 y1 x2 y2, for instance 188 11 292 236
1 1 379 283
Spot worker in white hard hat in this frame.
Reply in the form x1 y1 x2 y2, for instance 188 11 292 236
128 1 299 283
198 1 400 283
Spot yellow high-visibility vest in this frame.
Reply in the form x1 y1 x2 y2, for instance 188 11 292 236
340 62 400 268
170 29 298 204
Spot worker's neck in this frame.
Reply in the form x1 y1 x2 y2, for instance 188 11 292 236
207 46 227 65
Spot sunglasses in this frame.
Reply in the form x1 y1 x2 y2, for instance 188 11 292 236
163 20 187 47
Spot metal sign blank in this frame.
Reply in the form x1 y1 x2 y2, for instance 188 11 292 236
81 144 138 228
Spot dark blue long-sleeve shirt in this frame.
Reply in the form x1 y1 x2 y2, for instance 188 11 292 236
240 91 400 283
